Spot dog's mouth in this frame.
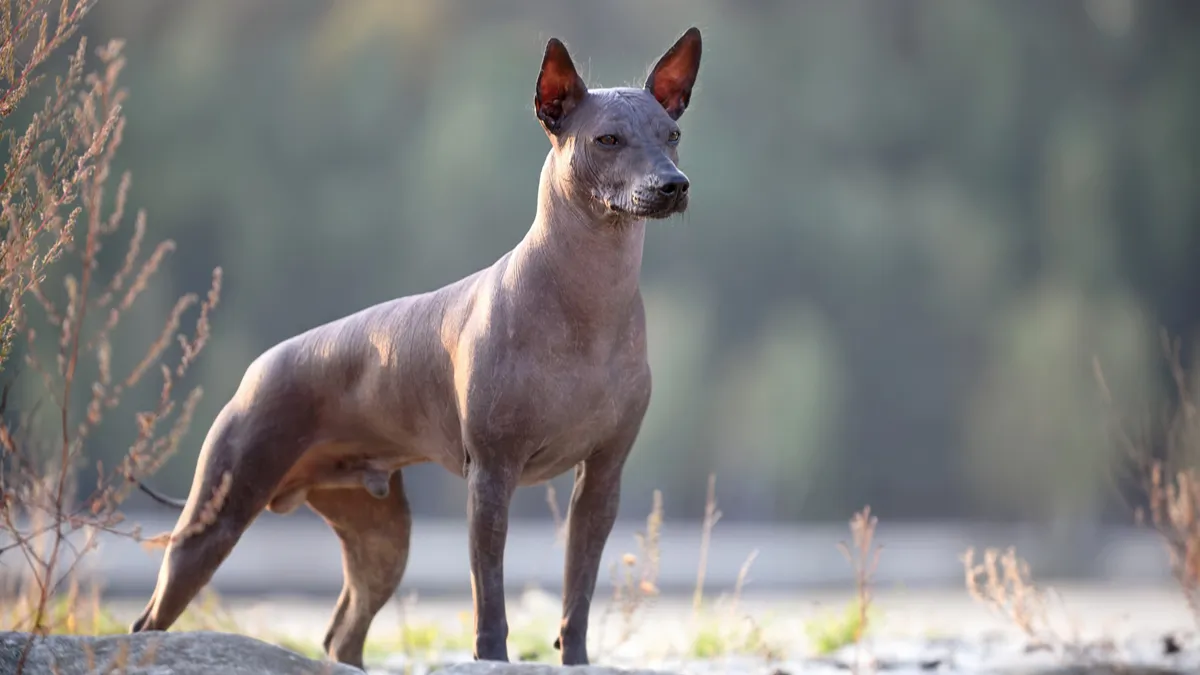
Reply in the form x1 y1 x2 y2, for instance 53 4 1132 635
630 193 687 219
599 192 687 220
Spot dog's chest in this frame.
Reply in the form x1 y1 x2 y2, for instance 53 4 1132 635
462 340 646 483
518 367 627 482
522 356 625 435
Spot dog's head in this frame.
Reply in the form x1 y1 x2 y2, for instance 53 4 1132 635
534 28 702 223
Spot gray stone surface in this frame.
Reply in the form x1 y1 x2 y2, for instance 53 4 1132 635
363 633 1200 675
0 630 1194 675
432 666 675 675
370 659 1193 675
0 630 365 675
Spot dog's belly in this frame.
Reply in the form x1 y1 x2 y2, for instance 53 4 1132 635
267 440 423 513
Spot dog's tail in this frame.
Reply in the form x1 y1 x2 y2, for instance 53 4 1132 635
137 481 187 509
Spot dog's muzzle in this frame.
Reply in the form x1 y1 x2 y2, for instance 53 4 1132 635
632 177 690 218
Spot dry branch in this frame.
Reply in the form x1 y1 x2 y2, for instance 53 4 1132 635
0 1 222 650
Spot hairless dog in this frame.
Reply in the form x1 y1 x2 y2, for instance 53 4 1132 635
131 27 702 668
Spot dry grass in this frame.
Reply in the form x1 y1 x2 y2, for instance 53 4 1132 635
681 474 783 662
801 506 882 671
366 591 473 662
0 2 222 672
1142 465 1200 621
596 487 663 654
0 0 99 367
688 548 782 662
544 482 567 548
692 472 720 614
959 545 1102 663
837 505 880 646
1 576 123 636
962 546 1058 649
586 473 783 663
1096 329 1200 626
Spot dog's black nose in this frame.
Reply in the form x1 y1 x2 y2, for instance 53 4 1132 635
657 178 690 197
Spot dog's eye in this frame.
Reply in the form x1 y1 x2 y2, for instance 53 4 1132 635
667 130 681 143
595 134 620 147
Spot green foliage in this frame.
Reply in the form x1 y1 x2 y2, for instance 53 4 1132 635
31 595 125 636
803 600 876 656
361 614 473 663
689 622 726 659
171 590 243 634
688 613 781 660
506 617 559 663
39 1 1200 522
273 637 324 660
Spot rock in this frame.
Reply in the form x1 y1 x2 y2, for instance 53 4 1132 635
0 630 364 675
966 659 1190 675
431 665 679 675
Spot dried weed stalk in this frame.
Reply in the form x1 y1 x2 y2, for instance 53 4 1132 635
598 488 663 655
692 472 721 614
819 506 882 674
837 505 881 645
1142 465 1200 621
0 3 222 668
545 482 566 548
683 474 781 662
690 548 784 661
1095 330 1200 625
0 0 100 367
962 546 1066 652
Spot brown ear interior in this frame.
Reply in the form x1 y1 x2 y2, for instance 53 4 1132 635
535 38 587 132
645 27 702 120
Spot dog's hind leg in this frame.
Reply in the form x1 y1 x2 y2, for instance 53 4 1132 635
129 402 315 634
306 469 411 668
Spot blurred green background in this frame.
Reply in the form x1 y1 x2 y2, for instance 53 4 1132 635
14 0 1200 526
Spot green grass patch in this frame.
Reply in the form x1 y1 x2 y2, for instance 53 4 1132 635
39 595 126 636
273 636 325 659
361 612 474 664
507 619 559 663
690 621 727 659
687 611 783 660
803 599 876 655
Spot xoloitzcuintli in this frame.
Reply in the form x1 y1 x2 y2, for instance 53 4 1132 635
131 27 702 667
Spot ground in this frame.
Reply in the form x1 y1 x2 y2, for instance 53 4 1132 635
94 584 1198 674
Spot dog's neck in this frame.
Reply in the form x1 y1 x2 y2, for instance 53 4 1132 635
508 152 645 326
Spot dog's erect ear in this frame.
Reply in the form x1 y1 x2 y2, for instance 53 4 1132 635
644 27 702 120
535 38 588 134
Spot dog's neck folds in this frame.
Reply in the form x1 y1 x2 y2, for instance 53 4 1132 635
509 152 645 323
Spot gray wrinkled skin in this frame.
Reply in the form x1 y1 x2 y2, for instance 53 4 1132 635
550 87 690 221
128 28 703 670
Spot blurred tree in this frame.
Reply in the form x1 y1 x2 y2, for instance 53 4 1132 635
14 0 1195 524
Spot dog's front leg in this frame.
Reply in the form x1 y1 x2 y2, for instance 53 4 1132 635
556 438 634 665
466 458 519 661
